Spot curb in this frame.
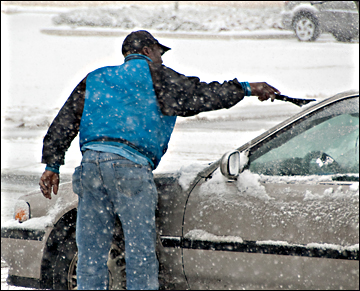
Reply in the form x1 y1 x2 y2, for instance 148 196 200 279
41 28 296 40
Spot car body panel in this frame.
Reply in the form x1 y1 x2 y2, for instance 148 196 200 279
1 91 359 289
183 171 359 245
182 171 359 289
316 1 359 32
1 182 77 282
155 173 190 237
183 249 359 290
1 233 48 279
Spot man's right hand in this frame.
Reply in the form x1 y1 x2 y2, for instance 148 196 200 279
39 170 59 199
249 82 281 102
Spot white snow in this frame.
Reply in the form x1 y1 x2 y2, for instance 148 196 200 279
178 163 208 191
237 170 272 200
260 174 359 185
49 4 284 33
306 242 359 252
350 182 359 191
256 240 290 246
184 229 243 243
199 169 272 203
239 150 249 172
303 186 359 201
184 233 359 252
256 240 359 252
2 196 71 230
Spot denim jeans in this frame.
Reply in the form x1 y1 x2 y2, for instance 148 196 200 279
72 150 159 290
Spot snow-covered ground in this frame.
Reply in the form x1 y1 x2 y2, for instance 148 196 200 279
1 2 359 290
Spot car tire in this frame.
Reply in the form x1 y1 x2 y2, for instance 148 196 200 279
108 242 126 290
51 230 128 290
332 31 354 42
293 13 320 41
44 215 163 290
52 228 78 290
40 211 78 290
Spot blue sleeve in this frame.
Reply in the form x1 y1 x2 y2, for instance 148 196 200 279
239 81 252 96
45 163 60 174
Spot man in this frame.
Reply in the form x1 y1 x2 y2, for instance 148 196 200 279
39 30 280 290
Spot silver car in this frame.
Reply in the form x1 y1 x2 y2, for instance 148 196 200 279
1 91 359 290
281 1 359 41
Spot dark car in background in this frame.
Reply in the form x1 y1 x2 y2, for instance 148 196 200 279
281 1 359 41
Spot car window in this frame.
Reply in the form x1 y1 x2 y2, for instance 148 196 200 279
249 97 359 176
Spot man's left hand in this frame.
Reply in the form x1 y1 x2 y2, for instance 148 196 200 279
39 170 59 199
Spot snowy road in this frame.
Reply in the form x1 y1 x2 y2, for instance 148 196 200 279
1 4 359 290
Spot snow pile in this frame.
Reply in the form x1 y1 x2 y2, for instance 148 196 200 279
306 242 359 251
236 170 272 200
199 168 271 204
257 240 359 251
51 5 284 32
183 232 359 252
350 182 359 191
261 174 359 185
198 169 233 203
184 229 243 243
2 197 70 230
178 163 208 191
256 240 290 246
304 184 359 201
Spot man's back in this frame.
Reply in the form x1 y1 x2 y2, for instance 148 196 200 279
80 54 177 169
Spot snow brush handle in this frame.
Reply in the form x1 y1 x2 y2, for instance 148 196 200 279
274 94 316 107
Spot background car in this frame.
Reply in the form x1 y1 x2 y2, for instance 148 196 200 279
281 1 359 41
1 91 359 290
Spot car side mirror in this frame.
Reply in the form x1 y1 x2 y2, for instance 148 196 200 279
220 151 241 180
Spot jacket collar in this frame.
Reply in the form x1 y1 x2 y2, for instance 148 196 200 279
124 54 153 63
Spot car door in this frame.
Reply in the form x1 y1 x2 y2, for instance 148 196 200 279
316 1 358 33
182 96 359 290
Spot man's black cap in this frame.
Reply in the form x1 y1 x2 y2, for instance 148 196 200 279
122 30 171 56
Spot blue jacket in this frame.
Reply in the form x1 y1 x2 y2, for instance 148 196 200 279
42 54 247 171
79 55 176 169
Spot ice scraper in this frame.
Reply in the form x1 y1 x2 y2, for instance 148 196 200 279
274 94 316 107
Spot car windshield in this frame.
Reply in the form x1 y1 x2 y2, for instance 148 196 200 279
249 97 359 176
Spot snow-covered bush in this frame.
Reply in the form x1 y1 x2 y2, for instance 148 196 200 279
52 5 284 32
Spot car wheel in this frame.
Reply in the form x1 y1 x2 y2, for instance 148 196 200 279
52 231 126 290
332 31 354 42
293 13 320 41
108 242 126 290
52 229 78 290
